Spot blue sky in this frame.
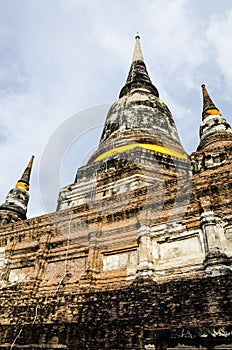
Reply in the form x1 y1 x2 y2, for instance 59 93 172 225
0 0 232 217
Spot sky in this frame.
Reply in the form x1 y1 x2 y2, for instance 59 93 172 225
0 0 232 218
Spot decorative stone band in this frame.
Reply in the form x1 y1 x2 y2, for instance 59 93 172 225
94 143 188 162
16 181 30 191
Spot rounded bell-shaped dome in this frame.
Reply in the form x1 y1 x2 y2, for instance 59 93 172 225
99 89 185 154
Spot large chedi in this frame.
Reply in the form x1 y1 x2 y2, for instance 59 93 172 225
98 36 185 155
58 36 189 214
0 37 231 349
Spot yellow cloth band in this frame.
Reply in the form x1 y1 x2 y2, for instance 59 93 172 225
94 143 187 162
206 109 221 115
16 182 29 191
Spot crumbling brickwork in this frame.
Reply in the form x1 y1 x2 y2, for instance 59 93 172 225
0 276 231 349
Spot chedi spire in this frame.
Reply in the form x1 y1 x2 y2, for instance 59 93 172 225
132 35 144 62
119 36 159 98
201 84 221 119
16 155 34 191
0 156 34 226
198 84 232 150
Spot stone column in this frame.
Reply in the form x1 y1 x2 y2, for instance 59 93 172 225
200 211 231 275
201 211 222 250
80 229 102 286
136 225 154 277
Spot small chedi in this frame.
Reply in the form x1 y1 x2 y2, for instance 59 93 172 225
0 37 231 349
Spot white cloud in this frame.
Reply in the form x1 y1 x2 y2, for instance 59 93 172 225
206 9 232 92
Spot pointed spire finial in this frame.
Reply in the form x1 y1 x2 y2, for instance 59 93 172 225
132 35 144 62
198 85 232 149
0 155 35 224
119 37 159 98
201 84 221 119
16 155 35 191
